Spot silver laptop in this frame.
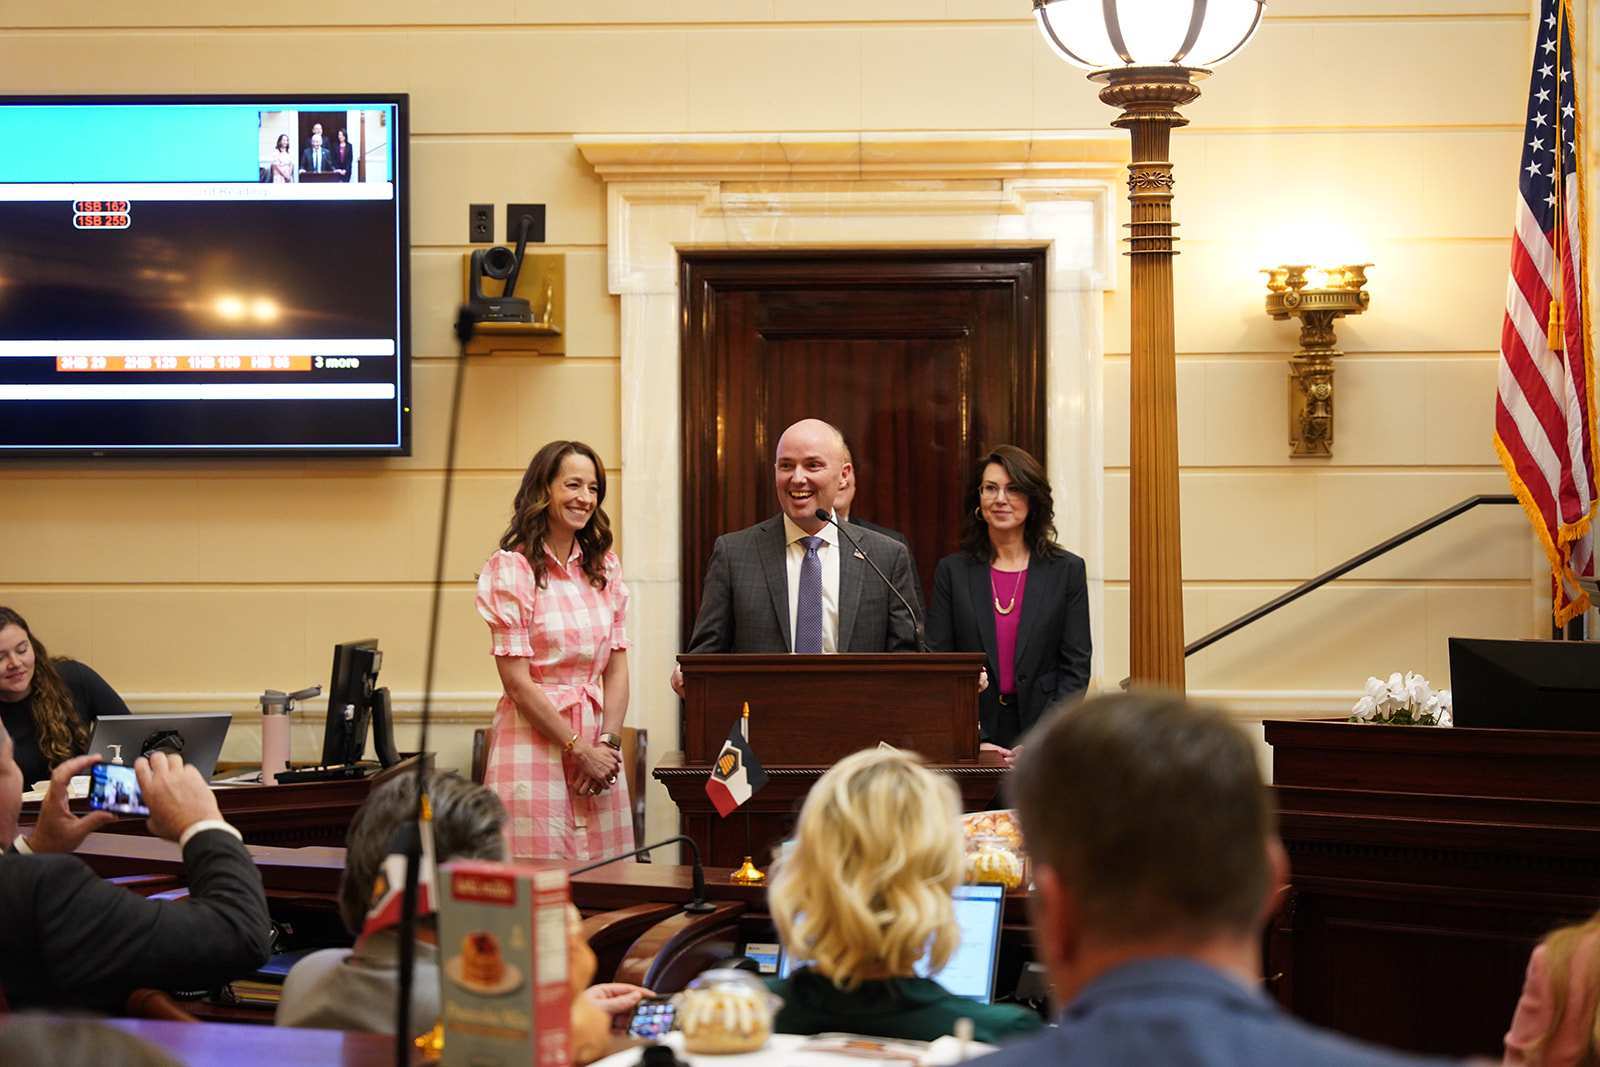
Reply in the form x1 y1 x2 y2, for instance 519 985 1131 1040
777 882 1008 1003
88 713 233 782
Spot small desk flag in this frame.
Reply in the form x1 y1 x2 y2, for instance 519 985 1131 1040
357 796 437 946
706 710 767 818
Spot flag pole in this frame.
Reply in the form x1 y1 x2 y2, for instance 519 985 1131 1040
1548 0 1567 350
731 701 765 886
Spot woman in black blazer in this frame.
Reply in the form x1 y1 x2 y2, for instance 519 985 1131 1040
927 445 1090 755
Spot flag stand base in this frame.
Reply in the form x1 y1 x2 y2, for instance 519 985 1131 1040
731 857 765 885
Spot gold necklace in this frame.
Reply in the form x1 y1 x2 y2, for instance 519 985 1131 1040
990 568 1019 615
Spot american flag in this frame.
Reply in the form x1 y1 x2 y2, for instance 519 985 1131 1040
1495 0 1597 628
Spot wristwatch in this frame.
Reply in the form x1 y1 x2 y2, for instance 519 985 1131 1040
599 732 624 751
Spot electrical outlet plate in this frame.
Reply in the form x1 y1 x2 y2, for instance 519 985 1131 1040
505 203 546 244
468 203 493 243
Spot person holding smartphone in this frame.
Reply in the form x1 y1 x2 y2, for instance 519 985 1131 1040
0 728 271 1012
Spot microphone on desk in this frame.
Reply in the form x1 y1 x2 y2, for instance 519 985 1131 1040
815 508 929 653
572 835 717 914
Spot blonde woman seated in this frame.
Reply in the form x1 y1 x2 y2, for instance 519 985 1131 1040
1504 909 1600 1066
766 748 1041 1044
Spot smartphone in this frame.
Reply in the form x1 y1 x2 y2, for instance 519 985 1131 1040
623 995 676 1040
88 762 149 816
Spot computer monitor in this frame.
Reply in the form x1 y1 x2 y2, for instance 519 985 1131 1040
776 882 1008 1003
88 712 233 782
1449 637 1600 730
321 638 390 766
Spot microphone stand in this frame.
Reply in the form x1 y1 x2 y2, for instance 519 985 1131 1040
816 508 929 652
392 303 477 1064
571 835 717 913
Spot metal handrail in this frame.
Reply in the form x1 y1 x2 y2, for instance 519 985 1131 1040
1182 493 1519 660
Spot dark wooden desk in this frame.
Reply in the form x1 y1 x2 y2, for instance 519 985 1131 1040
1267 719 1600 1059
655 751 1008 868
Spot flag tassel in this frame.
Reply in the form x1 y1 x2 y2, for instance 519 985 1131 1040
1549 298 1565 351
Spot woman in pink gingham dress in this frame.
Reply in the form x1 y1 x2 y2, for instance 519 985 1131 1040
476 440 632 860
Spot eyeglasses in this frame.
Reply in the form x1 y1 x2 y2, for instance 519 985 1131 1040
979 484 1026 502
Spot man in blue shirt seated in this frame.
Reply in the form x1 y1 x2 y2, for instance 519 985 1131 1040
0 727 271 1012
972 692 1465 1067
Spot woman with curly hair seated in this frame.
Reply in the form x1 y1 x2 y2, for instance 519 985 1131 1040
766 747 1041 1044
0 606 129 787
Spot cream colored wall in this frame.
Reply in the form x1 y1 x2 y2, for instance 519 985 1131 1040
0 2 1549 806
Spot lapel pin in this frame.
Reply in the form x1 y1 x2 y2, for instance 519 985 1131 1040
854 550 865 559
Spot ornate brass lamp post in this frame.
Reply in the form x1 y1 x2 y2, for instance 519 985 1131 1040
1263 263 1372 456
1033 0 1266 690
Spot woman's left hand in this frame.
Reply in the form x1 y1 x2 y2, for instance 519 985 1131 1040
567 740 620 797
572 738 621 783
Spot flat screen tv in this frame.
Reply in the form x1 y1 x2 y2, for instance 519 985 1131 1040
0 94 410 455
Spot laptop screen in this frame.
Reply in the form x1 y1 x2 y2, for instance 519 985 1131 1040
777 882 1008 1003
88 712 233 782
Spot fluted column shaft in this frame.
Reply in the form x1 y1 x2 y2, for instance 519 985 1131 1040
1098 67 1202 690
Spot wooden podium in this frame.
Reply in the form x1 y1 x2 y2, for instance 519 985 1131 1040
659 653 1002 867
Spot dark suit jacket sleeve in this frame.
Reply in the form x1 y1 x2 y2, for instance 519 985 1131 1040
926 554 957 653
0 831 271 1012
883 539 919 652
686 534 735 653
1056 553 1092 698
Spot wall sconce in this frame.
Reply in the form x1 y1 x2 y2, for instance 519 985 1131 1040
1263 263 1372 457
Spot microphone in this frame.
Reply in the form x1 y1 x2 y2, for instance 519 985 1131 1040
571 835 717 914
815 508 929 653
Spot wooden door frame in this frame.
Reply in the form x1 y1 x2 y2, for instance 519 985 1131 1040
677 248 1049 643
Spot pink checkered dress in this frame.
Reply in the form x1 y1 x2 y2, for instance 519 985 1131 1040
476 545 632 861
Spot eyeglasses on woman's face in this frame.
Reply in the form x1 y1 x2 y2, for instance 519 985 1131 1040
978 483 1026 502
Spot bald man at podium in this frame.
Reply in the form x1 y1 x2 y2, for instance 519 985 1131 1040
671 418 918 696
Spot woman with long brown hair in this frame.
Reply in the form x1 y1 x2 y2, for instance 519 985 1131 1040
926 445 1090 758
0 606 129 786
474 441 631 860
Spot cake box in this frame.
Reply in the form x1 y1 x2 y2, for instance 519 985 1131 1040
438 859 571 1067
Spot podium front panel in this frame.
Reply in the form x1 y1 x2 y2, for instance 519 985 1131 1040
677 652 984 764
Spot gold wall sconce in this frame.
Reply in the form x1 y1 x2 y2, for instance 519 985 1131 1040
1263 263 1371 456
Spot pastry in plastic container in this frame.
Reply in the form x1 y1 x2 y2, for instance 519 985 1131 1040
960 808 1023 848
964 832 1026 891
673 968 783 1054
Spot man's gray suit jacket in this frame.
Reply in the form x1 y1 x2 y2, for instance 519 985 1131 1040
687 514 919 654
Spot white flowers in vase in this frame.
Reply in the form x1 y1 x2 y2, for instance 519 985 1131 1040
1350 672 1453 727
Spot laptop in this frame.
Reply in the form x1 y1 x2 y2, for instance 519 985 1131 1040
88 713 233 782
776 882 1008 1003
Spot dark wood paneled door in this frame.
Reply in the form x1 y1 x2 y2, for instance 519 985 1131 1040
679 249 1048 642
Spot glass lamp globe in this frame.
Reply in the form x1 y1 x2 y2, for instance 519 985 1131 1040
1033 0 1266 71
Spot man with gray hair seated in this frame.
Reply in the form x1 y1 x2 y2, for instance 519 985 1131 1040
278 770 517 1037
277 770 651 1042
971 691 1467 1067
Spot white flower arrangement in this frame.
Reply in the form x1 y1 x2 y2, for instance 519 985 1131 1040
1349 672 1453 727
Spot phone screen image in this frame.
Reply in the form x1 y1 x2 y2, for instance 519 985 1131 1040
626 996 676 1040
89 762 149 815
